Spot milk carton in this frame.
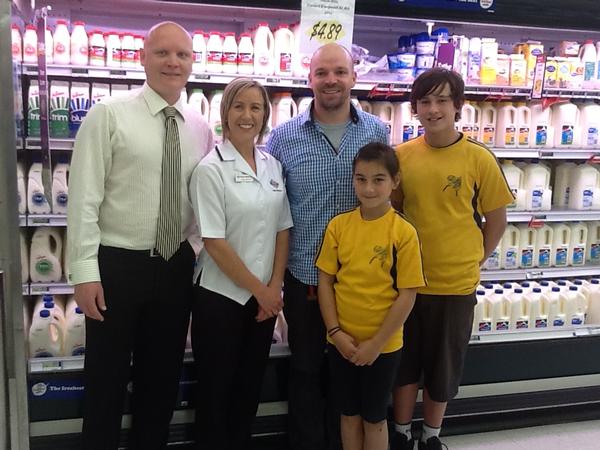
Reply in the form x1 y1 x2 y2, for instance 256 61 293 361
50 81 70 138
518 225 536 269
473 290 492 333
28 81 40 138
534 224 553 268
91 83 110 105
500 225 520 269
545 287 566 327
586 221 600 264
526 287 548 329
553 162 576 208
586 279 600 323
69 82 90 137
564 286 586 325
568 165 599 210
508 288 529 330
569 223 588 266
551 224 571 267
29 310 63 358
63 297 86 356
20 229 29 283
52 162 69 215
27 162 51 214
30 227 63 283
489 289 509 331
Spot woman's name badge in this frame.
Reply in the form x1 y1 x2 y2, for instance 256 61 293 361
235 174 254 183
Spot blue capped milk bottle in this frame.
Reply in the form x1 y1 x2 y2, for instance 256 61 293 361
545 286 566 327
64 296 86 356
569 223 588 266
534 224 553 268
489 289 509 331
551 223 571 267
500 225 520 269
52 160 69 215
564 286 586 325
27 161 51 214
518 225 536 269
508 288 529 330
28 310 63 358
586 221 600 264
526 287 548 329
29 227 63 283
473 290 491 334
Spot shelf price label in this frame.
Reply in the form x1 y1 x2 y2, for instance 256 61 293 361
299 0 355 67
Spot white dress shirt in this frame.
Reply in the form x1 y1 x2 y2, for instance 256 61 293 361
190 140 293 305
67 83 213 285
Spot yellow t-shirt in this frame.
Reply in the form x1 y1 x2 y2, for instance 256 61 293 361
396 134 514 295
315 207 426 353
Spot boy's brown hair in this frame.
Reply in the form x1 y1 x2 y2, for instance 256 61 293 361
410 68 465 121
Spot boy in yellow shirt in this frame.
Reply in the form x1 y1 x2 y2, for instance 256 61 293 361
390 68 514 450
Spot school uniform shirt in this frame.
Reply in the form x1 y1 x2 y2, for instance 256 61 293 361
190 140 293 305
315 207 426 353
396 134 514 296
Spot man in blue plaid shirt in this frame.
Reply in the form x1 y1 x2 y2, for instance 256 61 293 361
266 43 388 450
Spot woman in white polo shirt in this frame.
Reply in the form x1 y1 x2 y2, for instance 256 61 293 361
189 78 293 450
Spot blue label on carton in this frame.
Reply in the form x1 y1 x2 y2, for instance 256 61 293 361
538 249 550 267
555 248 567 266
536 126 547 146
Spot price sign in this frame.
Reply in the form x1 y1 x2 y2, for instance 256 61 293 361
299 0 355 70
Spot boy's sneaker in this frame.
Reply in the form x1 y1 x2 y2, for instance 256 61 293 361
418 436 448 450
390 432 415 450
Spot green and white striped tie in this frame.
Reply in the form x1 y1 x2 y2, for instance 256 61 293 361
155 106 181 260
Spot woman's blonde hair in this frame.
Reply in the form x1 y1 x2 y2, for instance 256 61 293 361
220 78 271 143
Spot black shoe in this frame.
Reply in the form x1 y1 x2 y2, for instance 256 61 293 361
390 432 415 450
417 436 447 450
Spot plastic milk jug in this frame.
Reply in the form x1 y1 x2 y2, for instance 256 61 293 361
272 92 297 126
546 287 566 327
518 225 536 269
209 90 223 143
359 101 372 114
27 162 51 214
206 31 223 73
596 42 600 89
553 162 576 207
296 97 313 115
33 295 66 326
569 223 588 266
351 97 361 111
11 24 22 62
50 81 70 138
188 89 209 120
518 281 537 295
580 40 598 89
568 165 599 210
91 83 110 105
489 289 509 331
483 241 501 270
89 29 106 66
578 102 600 148
479 103 497 147
254 23 275 76
64 298 86 356
460 102 478 140
372 102 394 139
53 20 71 65
501 161 525 211
551 224 571 267
192 31 207 73
516 103 531 147
529 101 552 147
23 25 37 64
30 227 63 283
274 24 294 76
586 221 600 264
105 31 121 67
52 162 69 214
291 22 310 78
564 286 586 325
508 288 530 330
501 225 520 269
523 163 551 211
473 290 491 333
21 229 29 283
120 34 136 68
69 82 90 137
393 101 416 144
527 287 548 329
70 21 88 66
17 162 26 214
28 80 40 137
552 102 578 147
495 103 517 148
586 279 600 323
29 310 63 358
535 224 553 268
222 33 238 74
237 33 254 75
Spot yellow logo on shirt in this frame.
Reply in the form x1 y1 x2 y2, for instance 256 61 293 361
369 245 388 268
443 175 462 196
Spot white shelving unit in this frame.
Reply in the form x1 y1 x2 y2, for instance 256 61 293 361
481 264 600 281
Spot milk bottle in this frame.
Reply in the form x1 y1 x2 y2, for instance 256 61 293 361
586 279 600 323
460 102 478 140
568 165 599 210
53 20 71 65
27 161 51 214
483 241 501 270
473 290 492 333
372 102 394 139
89 30 106 66
489 289 509 331
535 224 553 268
519 281 537 295
272 92 297 126
120 34 136 68
206 31 223 73
52 161 69 215
551 223 571 267
359 101 372 114
518 225 536 269
516 103 531 148
495 103 517 148
500 225 520 269
222 32 238 74
29 310 63 358
501 161 525 211
23 25 38 64
105 31 121 67
33 295 66 327
527 287 548 329
188 89 209 120
479 103 497 147
296 97 313 115
69 82 90 137
553 162 575 208
552 102 578 147
70 21 88 66
134 35 144 68
467 37 481 83
209 90 224 143
480 38 498 85
291 22 310 78
507 288 529 330
274 24 294 76
17 162 26 215
192 30 206 73
63 304 86 356
578 102 600 148
50 81 70 138
28 81 41 138
237 33 254 75
529 101 552 148
569 223 588 266
393 101 416 144
523 162 551 211
510 54 527 86
596 42 600 89
580 40 598 90
586 221 600 264
564 286 586 325
11 24 22 62
351 98 361 111
91 83 110 104
30 227 63 283
21 229 29 283
254 23 275 76
545 287 566 327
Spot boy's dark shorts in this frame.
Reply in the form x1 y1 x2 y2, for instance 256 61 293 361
395 292 476 402
328 344 401 423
